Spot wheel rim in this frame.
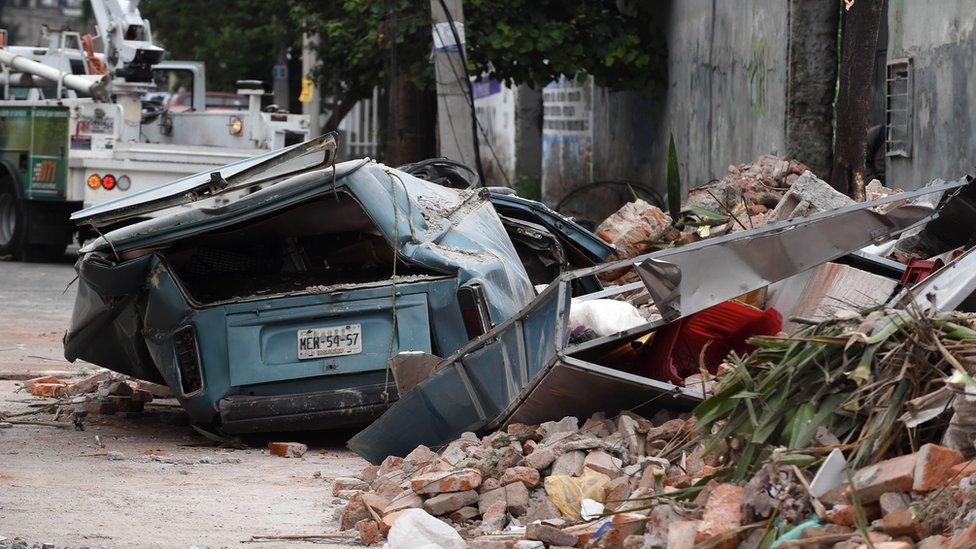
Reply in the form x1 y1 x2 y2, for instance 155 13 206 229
0 192 15 248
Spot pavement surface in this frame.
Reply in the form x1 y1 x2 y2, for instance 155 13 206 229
0 255 367 549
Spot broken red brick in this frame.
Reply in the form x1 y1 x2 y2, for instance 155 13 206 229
30 382 66 398
24 375 62 387
361 493 389 516
410 468 482 494
499 466 540 489
917 535 949 549
827 504 858 527
525 522 578 547
383 489 423 515
695 483 744 549
882 508 917 538
423 490 478 516
355 519 383 546
340 495 370 531
913 444 964 492
267 442 307 458
601 512 646 548
849 453 916 502
359 464 380 484
448 506 479 523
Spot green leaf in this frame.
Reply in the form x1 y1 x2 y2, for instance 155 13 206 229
666 133 682 221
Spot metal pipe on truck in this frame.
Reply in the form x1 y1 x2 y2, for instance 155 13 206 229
0 48 108 99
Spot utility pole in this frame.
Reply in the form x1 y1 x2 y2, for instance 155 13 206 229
301 34 322 138
429 0 478 169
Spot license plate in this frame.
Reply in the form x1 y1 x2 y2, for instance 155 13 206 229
297 324 363 359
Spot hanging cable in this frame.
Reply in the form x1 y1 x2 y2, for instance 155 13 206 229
433 0 513 188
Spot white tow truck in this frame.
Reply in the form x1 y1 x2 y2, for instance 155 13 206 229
0 0 309 260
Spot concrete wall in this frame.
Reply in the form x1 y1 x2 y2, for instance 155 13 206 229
661 0 789 192
886 0 976 188
540 0 793 220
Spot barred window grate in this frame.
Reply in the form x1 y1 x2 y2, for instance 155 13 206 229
886 58 913 158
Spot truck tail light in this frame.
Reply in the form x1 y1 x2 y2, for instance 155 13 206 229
117 175 131 191
86 174 101 188
174 325 204 395
101 174 116 190
457 284 492 340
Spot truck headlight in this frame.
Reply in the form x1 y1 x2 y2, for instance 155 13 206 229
229 117 244 135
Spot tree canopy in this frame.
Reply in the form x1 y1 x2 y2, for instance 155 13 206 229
139 0 666 127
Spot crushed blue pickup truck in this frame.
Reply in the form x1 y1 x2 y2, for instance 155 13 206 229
62 134 612 433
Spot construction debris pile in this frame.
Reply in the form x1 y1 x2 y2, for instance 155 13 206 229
337 314 976 549
336 400 976 547
333 156 976 547
12 371 175 428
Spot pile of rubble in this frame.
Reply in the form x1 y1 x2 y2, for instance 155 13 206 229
335 411 703 547
335 409 976 548
20 370 172 418
595 154 903 277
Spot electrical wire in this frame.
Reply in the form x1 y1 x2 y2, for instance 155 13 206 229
432 0 513 188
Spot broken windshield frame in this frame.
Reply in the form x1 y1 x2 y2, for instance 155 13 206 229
71 132 338 227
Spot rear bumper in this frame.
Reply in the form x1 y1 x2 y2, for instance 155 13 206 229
217 383 395 434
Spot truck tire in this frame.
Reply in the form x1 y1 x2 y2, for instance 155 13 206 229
0 178 68 262
0 178 24 258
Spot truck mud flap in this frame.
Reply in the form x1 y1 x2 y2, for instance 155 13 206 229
349 178 971 464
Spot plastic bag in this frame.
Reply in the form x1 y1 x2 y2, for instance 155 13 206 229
385 509 466 549
569 299 646 337
543 468 612 520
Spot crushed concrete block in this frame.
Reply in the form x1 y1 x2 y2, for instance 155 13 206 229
850 454 916 502
525 522 578 547
515 541 544 549
410 468 482 494
499 466 540 489
267 442 307 458
551 450 586 476
423 490 478 516
769 170 855 222
584 450 623 477
913 443 964 492
695 484 744 549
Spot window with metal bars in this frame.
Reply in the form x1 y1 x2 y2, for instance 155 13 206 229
886 58 913 158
